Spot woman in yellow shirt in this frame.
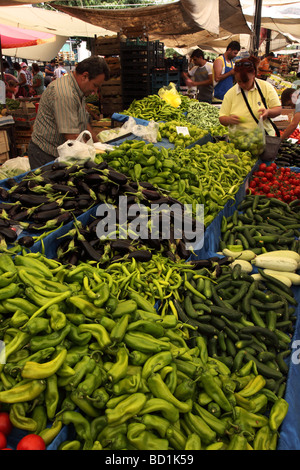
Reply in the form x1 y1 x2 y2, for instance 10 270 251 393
219 56 282 136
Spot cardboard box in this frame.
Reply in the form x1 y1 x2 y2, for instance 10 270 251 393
0 131 9 154
0 152 9 164
275 108 295 130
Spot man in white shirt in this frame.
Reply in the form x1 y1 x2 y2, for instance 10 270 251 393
183 49 213 103
54 61 67 80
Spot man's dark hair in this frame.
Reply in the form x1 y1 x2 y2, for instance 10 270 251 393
281 87 296 107
76 55 110 81
190 49 205 60
267 52 275 58
227 41 241 52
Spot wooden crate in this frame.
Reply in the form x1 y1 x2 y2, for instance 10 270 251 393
0 152 9 164
15 128 33 145
101 78 122 98
94 35 121 56
0 131 9 154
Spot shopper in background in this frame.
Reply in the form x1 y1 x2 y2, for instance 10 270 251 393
280 88 300 141
53 61 67 80
44 59 56 87
31 63 45 96
2 60 18 84
182 49 213 103
257 52 275 80
213 41 241 101
297 58 300 78
6 80 18 99
27 55 110 170
21 62 33 87
219 56 281 135
14 62 30 97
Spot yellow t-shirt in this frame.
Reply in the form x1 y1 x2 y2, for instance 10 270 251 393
219 79 281 136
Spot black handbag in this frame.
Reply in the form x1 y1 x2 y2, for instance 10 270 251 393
241 81 281 162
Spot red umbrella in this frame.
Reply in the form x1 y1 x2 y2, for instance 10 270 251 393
0 24 55 80
0 24 55 49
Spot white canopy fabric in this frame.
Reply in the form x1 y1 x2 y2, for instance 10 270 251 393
0 5 116 38
0 4 116 60
243 4 300 41
51 0 251 49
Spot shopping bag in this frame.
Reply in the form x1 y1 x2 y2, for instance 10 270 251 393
56 130 96 163
228 118 265 157
260 135 282 162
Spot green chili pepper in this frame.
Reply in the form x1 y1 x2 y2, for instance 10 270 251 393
0 379 46 403
253 425 271 450
147 373 192 413
234 406 269 428
269 398 289 432
9 402 38 432
184 411 216 445
77 364 103 396
68 296 105 319
184 433 201 450
21 348 67 380
107 347 129 384
127 422 169 450
106 393 147 426
45 373 59 419
78 323 111 350
112 372 141 396
39 419 63 446
227 434 248 450
58 410 93 450
58 440 82 450
23 317 51 336
88 386 110 410
201 370 232 412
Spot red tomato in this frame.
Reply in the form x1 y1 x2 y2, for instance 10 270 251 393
0 432 7 450
0 413 12 436
17 434 46 451
259 163 267 171
265 172 273 180
249 181 256 188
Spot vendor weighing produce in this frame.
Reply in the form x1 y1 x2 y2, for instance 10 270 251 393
27 56 110 170
219 56 282 135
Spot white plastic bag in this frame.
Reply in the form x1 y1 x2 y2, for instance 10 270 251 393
56 130 96 163
0 157 30 180
228 118 265 157
132 121 160 143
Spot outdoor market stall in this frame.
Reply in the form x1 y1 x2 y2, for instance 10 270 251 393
0 0 300 454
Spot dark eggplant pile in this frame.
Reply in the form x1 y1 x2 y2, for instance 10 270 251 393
54 186 201 266
0 160 203 262
0 161 134 240
275 140 300 167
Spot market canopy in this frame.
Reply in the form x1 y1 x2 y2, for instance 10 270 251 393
243 4 300 42
51 0 251 49
0 23 55 49
0 4 116 60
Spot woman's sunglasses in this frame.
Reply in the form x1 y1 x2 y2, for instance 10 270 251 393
235 61 254 69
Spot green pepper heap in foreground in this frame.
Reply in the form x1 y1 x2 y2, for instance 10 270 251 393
0 251 291 450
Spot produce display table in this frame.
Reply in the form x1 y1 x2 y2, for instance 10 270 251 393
0 94 299 451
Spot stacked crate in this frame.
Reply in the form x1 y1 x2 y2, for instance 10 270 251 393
94 35 123 117
120 38 165 109
151 69 181 95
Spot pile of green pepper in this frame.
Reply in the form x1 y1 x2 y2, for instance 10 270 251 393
120 94 190 122
97 139 256 226
0 252 290 450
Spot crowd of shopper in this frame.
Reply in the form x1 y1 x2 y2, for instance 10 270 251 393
2 59 69 99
